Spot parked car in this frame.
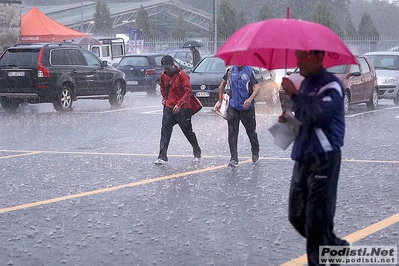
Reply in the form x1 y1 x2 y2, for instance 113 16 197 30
116 53 165 96
167 50 194 69
189 55 279 107
0 43 126 112
364 51 399 105
279 55 378 113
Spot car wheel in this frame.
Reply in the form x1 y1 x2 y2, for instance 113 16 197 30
366 87 378 110
109 80 124 107
0 97 19 112
344 91 350 113
394 94 399 106
53 84 73 112
146 81 160 97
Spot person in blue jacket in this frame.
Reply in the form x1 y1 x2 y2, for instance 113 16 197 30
215 65 260 167
279 50 349 266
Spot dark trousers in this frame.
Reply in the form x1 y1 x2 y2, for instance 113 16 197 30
158 106 201 161
288 150 348 266
227 107 259 162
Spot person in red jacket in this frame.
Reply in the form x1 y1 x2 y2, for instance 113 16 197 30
155 55 202 165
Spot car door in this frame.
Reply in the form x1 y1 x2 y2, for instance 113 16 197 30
64 48 92 96
346 63 365 103
357 56 376 102
52 48 89 95
81 49 113 95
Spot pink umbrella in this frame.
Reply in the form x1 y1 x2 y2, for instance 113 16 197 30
215 18 356 70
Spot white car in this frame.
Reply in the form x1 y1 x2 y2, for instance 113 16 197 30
365 51 399 105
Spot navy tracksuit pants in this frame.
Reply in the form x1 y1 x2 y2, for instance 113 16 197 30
288 150 349 266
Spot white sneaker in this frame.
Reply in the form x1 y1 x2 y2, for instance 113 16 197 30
228 160 238 167
154 158 168 165
193 157 201 163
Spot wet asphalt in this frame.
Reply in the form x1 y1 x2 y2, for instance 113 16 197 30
0 93 398 266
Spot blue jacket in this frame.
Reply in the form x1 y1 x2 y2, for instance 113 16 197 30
291 67 345 162
224 66 258 110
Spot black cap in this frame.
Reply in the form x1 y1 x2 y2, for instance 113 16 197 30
161 55 174 68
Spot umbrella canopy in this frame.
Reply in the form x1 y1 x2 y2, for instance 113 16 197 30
216 18 356 70
181 40 203 48
72 36 101 45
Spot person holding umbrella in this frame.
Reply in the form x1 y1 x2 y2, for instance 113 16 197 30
190 46 201 67
279 50 350 265
181 41 202 67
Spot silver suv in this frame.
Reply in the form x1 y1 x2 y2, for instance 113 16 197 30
365 51 399 105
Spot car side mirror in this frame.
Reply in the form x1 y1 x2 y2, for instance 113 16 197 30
101 60 108 67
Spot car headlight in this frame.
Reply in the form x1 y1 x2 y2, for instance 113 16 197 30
383 75 397 84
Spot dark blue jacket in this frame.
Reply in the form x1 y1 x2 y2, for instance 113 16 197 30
291 67 345 162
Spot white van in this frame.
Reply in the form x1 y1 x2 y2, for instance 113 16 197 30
90 37 126 66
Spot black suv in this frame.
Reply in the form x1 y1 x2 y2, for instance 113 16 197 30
0 43 126 112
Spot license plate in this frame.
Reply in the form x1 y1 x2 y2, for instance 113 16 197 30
127 81 138 85
196 91 210 97
8 71 25 77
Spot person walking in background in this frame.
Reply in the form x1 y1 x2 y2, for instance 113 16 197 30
190 46 201 67
214 65 260 167
279 50 349 265
155 55 201 165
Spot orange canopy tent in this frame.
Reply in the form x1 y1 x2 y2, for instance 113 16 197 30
21 7 90 43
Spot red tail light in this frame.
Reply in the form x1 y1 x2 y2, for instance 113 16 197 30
37 48 50 78
146 69 155 75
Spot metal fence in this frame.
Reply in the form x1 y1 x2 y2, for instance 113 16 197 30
134 37 399 55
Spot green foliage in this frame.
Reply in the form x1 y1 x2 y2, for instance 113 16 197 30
258 4 273 21
358 12 380 38
217 0 238 38
237 10 247 29
172 13 187 39
135 5 153 39
309 2 344 36
91 0 113 37
345 20 358 37
310 3 332 29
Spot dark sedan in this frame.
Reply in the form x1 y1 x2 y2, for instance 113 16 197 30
189 56 277 107
116 53 164 96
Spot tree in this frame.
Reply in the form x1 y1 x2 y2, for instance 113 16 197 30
345 20 358 37
135 5 153 39
309 3 333 29
309 2 344 36
217 0 238 38
237 10 247 29
91 0 113 37
172 13 187 39
258 4 273 21
358 12 380 39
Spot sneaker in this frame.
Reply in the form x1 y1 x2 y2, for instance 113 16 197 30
228 160 238 167
154 158 168 165
252 153 259 163
193 157 201 163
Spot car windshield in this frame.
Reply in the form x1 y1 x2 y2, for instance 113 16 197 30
194 57 226 73
367 55 399 70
